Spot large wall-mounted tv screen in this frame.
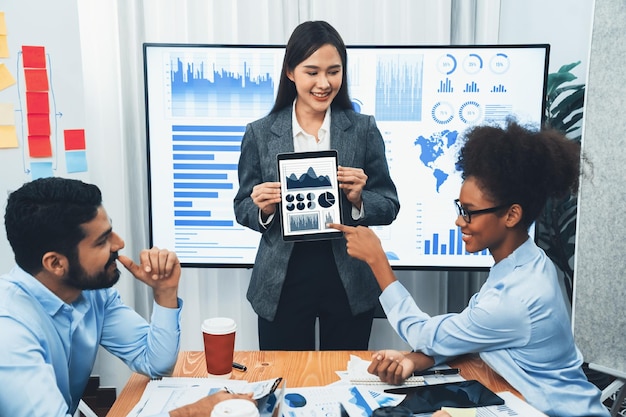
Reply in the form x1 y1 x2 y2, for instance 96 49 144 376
144 43 549 269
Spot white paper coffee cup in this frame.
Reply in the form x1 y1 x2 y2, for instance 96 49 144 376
211 399 259 417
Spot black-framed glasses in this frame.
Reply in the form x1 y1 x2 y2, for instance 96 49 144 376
454 199 510 223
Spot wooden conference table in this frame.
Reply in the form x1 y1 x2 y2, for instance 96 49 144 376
106 350 521 417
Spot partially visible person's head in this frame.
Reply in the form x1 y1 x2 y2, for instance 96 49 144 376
271 20 352 113
456 120 581 230
5 177 103 276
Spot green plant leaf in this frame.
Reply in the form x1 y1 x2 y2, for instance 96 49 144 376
557 61 582 73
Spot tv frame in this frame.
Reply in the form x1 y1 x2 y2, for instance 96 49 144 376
143 42 549 270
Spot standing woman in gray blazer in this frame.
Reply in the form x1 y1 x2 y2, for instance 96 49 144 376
233 20 399 350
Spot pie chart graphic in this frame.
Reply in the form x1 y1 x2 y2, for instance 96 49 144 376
318 191 336 208
284 393 307 408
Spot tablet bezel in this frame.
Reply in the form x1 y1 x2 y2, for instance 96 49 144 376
276 150 343 242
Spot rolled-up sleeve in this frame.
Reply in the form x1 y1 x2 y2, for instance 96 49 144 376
100 294 182 377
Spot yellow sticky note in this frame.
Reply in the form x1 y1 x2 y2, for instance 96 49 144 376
440 407 477 417
0 12 6 35
0 35 8 58
0 125 18 148
0 102 14 125
0 63 16 90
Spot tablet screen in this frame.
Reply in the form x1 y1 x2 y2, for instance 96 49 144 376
384 380 505 413
277 150 343 242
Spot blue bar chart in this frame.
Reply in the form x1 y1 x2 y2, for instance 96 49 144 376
423 226 489 257
170 124 249 255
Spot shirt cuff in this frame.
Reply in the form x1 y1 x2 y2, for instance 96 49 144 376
351 203 364 220
151 298 183 324
259 210 275 228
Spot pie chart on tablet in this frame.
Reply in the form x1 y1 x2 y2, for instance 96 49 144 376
318 191 336 208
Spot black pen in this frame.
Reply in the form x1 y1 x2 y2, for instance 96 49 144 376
412 367 460 377
232 362 247 372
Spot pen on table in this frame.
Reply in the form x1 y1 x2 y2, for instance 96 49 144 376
232 362 247 372
412 367 460 377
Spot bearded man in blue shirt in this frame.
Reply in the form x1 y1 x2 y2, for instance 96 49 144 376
0 177 251 417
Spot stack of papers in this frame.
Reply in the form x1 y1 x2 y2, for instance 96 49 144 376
338 355 465 388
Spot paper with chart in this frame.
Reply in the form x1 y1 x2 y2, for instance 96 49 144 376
126 377 282 417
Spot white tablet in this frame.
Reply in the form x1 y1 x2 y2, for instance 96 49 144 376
276 150 343 241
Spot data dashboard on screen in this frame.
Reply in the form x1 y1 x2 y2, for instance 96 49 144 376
144 43 549 269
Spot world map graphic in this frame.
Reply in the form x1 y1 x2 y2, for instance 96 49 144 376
414 129 461 192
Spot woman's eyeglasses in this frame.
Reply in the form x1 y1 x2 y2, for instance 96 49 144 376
454 199 510 223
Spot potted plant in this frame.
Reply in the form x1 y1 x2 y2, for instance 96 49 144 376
536 61 585 304
538 62 614 397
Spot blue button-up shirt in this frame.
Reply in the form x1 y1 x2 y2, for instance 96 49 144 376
380 238 608 417
0 265 181 417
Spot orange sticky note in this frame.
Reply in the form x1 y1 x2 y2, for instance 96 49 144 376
0 125 18 148
64 129 86 150
28 135 52 157
0 63 16 91
26 92 49 114
27 114 50 136
22 45 46 68
24 68 49 91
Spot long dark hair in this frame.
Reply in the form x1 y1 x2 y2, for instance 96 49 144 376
271 21 352 114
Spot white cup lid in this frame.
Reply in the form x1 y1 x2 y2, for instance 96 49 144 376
202 317 237 334
211 399 259 417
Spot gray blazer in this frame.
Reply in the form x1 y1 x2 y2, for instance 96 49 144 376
234 106 400 321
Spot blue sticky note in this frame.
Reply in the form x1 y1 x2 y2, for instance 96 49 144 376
66 150 88 173
30 161 53 179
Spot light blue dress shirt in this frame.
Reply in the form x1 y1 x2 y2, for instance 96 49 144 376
0 265 181 417
380 238 608 417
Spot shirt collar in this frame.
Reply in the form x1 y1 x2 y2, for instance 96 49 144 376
489 236 538 277
6 265 73 316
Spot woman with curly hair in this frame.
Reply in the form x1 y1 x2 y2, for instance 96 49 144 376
329 121 608 416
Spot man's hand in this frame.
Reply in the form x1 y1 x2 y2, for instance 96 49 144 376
367 350 415 385
117 247 181 308
169 391 255 417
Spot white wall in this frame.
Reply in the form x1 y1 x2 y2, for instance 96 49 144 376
499 0 593 77
573 0 626 379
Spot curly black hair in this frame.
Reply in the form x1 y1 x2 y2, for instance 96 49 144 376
4 177 102 274
456 120 580 229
